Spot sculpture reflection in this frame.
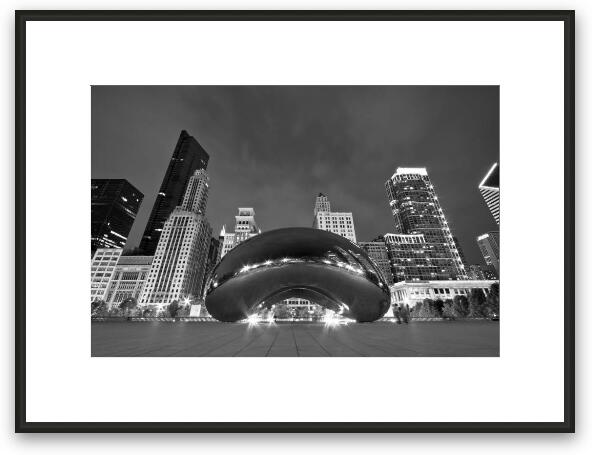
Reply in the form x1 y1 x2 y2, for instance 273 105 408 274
204 228 390 322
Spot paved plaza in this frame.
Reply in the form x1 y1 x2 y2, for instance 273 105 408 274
91 320 499 357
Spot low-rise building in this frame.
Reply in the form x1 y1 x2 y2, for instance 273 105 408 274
389 279 498 309
104 255 153 308
90 248 122 301
312 193 357 243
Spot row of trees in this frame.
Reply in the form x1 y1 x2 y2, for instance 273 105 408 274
410 283 499 319
91 298 191 318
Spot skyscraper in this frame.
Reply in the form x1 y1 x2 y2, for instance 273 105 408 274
479 162 500 225
477 231 500 277
202 236 221 295
313 192 331 216
139 130 210 255
358 238 394 285
220 208 261 258
453 236 469 268
312 194 357 243
91 179 143 255
139 170 212 306
384 167 466 281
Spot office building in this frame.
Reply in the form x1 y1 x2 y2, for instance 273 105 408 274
91 179 143 255
90 248 122 301
220 208 261 258
479 162 500 225
312 193 357 243
384 167 466 281
390 279 498 309
359 238 394 285
477 232 500 276
139 170 213 306
104 255 153 308
139 130 210 255
384 233 462 282
313 192 331 216
453 236 468 268
202 237 222 295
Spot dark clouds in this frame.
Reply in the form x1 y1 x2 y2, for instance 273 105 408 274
91 86 499 264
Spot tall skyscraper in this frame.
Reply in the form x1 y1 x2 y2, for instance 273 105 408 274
358 238 394 285
202 236 221 295
220 208 261 258
139 130 210 255
453 236 469 268
91 179 143 255
384 167 466 281
384 233 462 282
139 170 212 306
479 162 499 225
477 231 500 277
312 194 357 243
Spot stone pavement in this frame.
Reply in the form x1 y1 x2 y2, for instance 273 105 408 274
91 320 499 357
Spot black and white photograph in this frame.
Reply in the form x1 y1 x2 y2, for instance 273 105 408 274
90 85 500 357
14 9 574 433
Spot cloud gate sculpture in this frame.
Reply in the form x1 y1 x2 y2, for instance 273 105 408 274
204 227 391 322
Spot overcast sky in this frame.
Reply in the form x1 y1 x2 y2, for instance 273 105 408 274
91 85 499 264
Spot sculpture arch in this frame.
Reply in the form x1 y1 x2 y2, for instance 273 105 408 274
204 228 391 322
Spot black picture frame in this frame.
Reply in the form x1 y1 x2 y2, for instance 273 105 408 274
15 10 575 433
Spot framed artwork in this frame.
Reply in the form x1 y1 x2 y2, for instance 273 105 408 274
15 10 574 432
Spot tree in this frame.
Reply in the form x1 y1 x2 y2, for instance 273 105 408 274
443 295 470 319
485 282 500 317
167 300 180 318
274 303 292 320
91 299 107 317
468 289 487 318
119 297 137 315
176 304 190 317
142 306 157 318
432 299 445 317
393 304 402 323
401 304 410 323
411 299 444 318
108 305 122 317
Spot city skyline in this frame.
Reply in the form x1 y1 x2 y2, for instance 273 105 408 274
91 86 499 264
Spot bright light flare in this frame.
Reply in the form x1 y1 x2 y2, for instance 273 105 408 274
247 314 260 325
323 311 339 328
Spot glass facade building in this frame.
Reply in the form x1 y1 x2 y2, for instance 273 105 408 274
358 238 394 285
139 130 209 255
479 162 500 225
91 179 143 255
384 168 466 282
477 231 500 277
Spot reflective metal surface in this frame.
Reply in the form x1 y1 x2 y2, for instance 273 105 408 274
204 227 391 322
